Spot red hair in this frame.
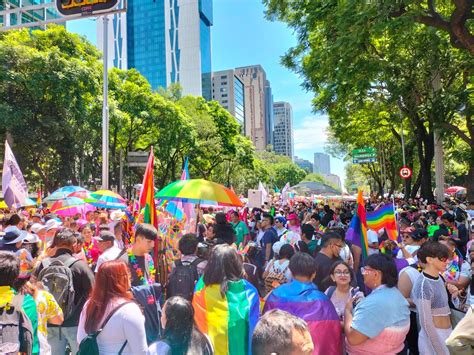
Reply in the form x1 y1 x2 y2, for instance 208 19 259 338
84 260 132 333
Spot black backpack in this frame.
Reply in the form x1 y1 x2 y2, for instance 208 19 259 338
166 258 204 301
0 294 33 355
37 256 78 320
77 301 132 355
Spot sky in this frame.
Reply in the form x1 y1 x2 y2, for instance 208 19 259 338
67 0 346 185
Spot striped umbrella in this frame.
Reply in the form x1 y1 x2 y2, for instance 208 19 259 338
67 190 96 202
155 179 243 207
44 186 87 202
89 190 127 209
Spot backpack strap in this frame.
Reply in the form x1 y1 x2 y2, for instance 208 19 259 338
99 301 133 331
175 260 183 267
190 258 204 268
64 256 79 268
115 248 128 261
326 286 336 299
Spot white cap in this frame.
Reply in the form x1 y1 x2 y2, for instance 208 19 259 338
30 223 46 234
24 233 40 244
45 219 62 231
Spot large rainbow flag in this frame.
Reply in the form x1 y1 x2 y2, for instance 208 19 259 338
346 190 369 258
263 280 342 354
367 203 398 241
139 149 157 228
193 278 259 355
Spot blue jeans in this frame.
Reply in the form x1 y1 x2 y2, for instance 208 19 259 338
48 326 78 355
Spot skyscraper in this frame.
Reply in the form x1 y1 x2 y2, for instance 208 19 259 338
265 80 274 147
273 102 294 159
314 152 331 175
235 65 271 151
97 0 213 97
211 69 245 129
1 0 62 29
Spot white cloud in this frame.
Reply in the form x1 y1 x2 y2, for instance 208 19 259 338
293 115 329 150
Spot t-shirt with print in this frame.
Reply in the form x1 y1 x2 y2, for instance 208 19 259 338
35 289 63 354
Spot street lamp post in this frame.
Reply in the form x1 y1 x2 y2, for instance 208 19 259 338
102 15 109 190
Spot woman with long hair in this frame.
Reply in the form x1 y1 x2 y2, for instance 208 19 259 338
193 244 259 354
77 260 147 354
148 296 212 355
325 261 362 322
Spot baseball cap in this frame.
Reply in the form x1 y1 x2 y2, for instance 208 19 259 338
93 231 115 243
24 232 40 244
287 213 298 221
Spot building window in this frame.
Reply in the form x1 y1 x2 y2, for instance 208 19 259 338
222 100 228 103
222 94 228 97
220 88 227 92
221 75 228 79
221 81 227 85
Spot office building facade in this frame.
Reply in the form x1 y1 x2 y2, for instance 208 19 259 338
314 152 331 175
235 65 272 151
273 102 293 159
211 69 245 129
97 0 213 97
1 0 62 28
294 156 313 173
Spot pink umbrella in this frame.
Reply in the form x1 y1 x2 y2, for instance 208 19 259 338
445 186 466 195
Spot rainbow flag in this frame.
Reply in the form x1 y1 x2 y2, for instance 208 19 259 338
346 190 369 258
139 149 157 228
263 280 342 354
193 278 259 355
367 203 398 241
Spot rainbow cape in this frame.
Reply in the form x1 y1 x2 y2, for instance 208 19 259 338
139 149 157 228
193 278 259 355
366 203 398 241
346 190 369 258
263 280 342 354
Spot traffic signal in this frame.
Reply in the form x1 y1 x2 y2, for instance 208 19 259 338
56 0 119 17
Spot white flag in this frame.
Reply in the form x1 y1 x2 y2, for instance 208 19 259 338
281 182 290 205
2 140 28 208
258 181 268 205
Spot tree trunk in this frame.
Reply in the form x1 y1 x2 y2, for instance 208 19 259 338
467 146 474 202
411 171 422 199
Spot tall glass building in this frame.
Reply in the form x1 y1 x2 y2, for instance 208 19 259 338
97 0 213 97
1 0 62 29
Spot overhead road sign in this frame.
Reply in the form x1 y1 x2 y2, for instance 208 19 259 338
353 157 377 164
56 0 119 17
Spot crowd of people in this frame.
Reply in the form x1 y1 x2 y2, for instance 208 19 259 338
0 196 473 354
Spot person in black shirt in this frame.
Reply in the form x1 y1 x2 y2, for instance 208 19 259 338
313 231 343 292
119 223 158 287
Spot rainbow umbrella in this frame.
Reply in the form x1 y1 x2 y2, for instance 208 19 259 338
44 186 87 202
50 197 95 217
89 190 127 209
67 190 97 202
155 179 243 207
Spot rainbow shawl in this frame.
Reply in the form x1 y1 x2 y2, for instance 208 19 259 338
193 278 260 355
263 280 342 355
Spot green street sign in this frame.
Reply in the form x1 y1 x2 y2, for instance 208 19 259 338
352 147 377 159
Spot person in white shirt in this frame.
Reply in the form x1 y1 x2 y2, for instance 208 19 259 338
95 231 123 272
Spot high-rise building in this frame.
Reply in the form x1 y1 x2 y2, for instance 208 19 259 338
1 0 62 29
265 80 274 147
211 69 245 129
235 65 271 151
97 0 213 98
322 174 342 190
294 156 313 173
314 152 330 175
273 102 293 159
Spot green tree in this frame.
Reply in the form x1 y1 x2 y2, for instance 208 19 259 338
0 26 102 192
